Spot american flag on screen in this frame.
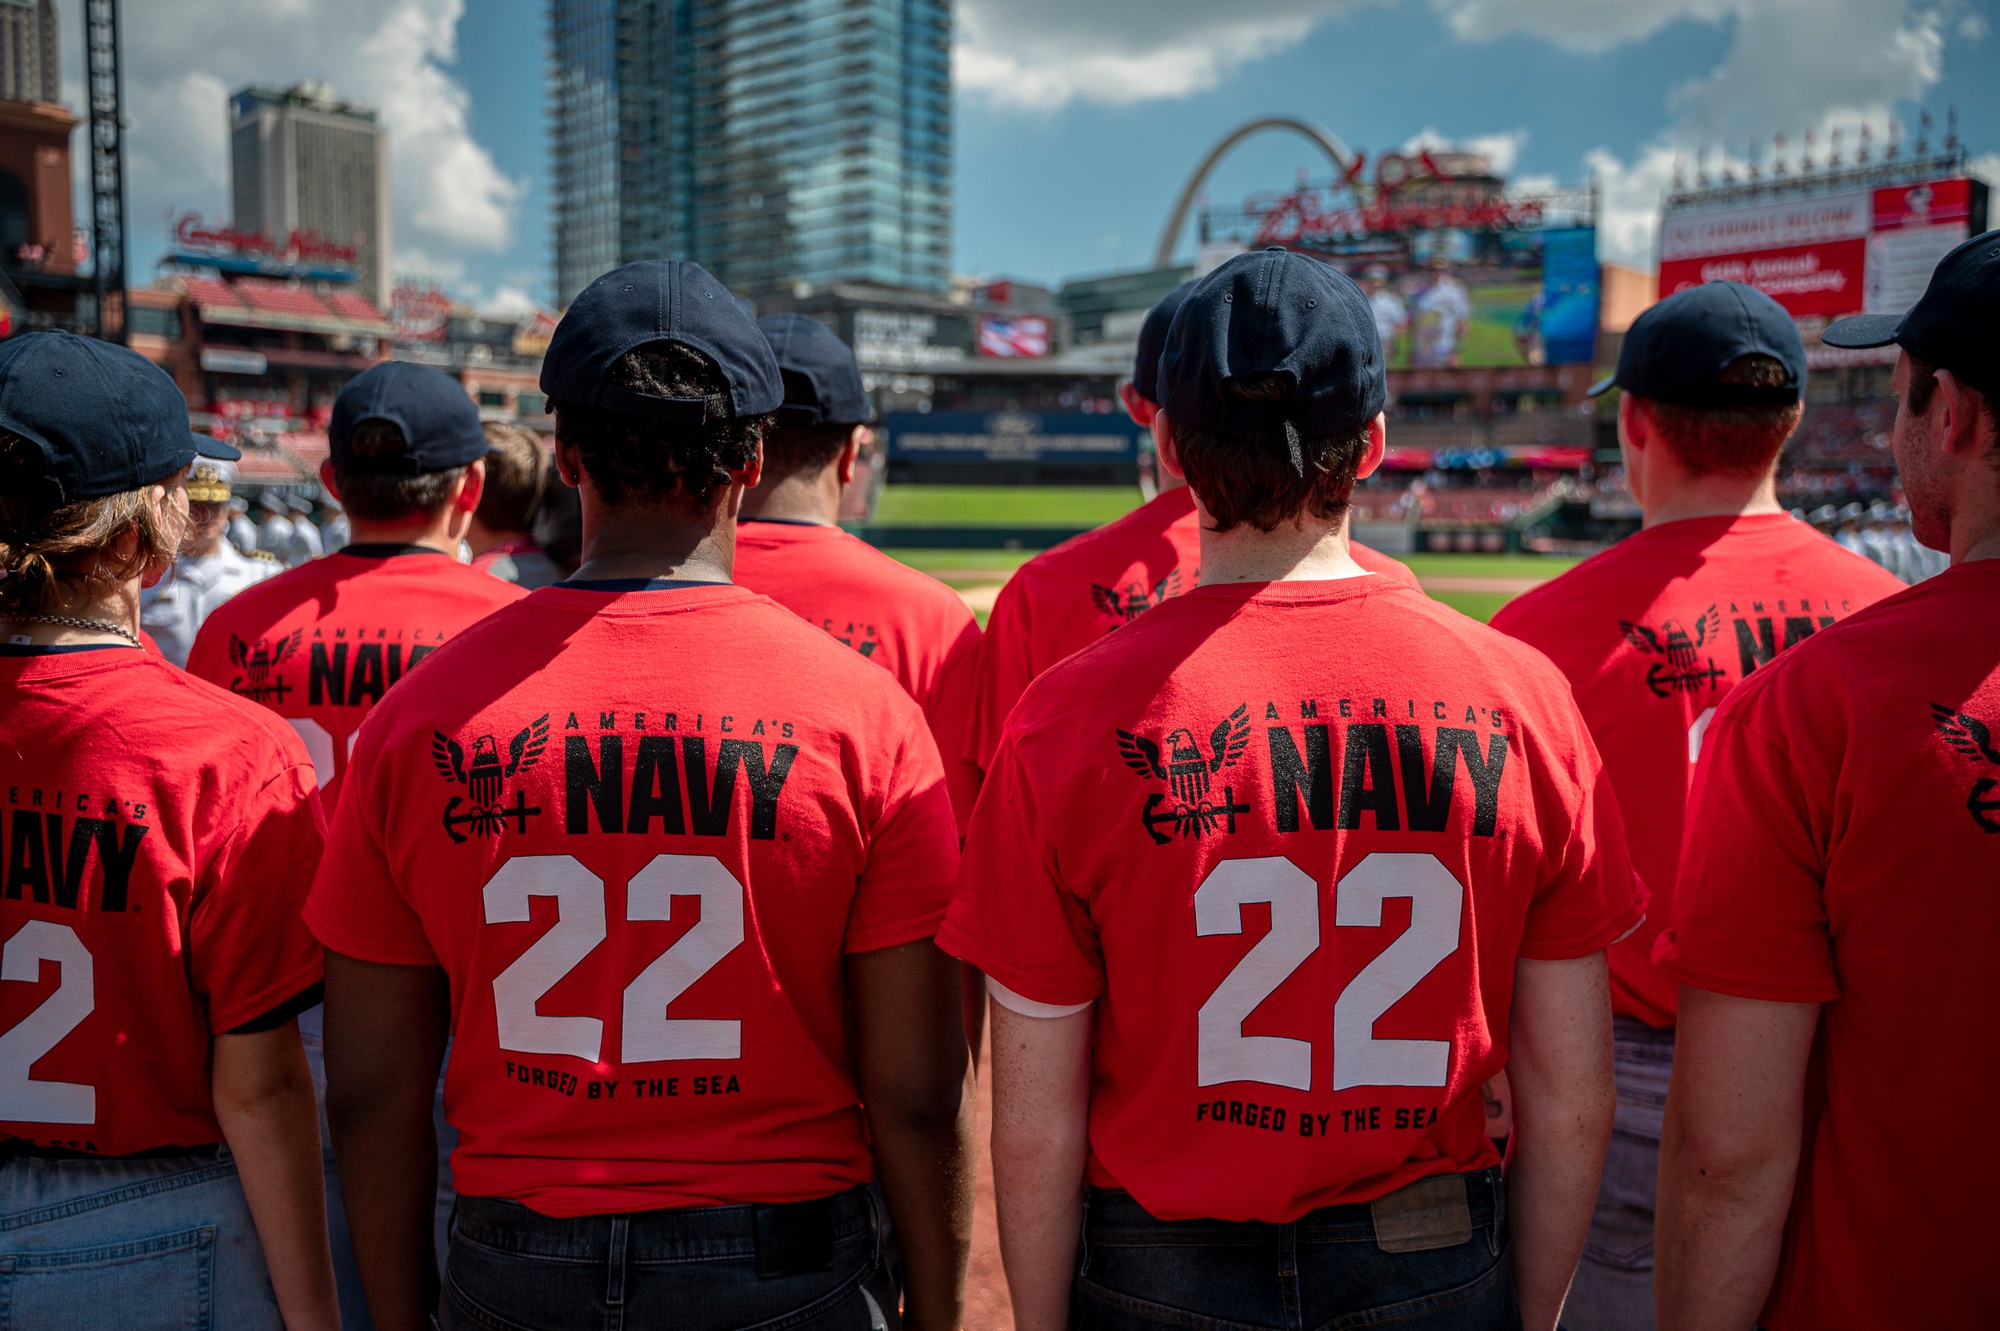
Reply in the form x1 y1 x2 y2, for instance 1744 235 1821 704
978 314 1051 358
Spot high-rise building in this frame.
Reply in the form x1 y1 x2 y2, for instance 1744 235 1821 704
230 82 392 308
548 0 952 307
0 0 58 107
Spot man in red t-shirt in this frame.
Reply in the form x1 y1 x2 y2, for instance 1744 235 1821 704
1489 281 1905 1329
308 260 972 1331
1654 233 2000 1327
965 281 1419 778
187 359 526 1320
942 250 1639 1331
737 313 981 826
188 361 526 808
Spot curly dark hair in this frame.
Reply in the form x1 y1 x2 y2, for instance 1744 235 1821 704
1170 374 1371 533
552 342 773 506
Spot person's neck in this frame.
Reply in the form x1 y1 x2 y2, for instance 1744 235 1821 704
465 519 506 557
1196 506 1367 585
738 468 841 525
345 516 462 555
1155 472 1187 495
3 579 144 647
569 494 737 583
1638 470 1783 529
192 532 225 560
1947 496 2000 565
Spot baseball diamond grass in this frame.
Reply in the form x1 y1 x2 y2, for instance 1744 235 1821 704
868 488 1586 623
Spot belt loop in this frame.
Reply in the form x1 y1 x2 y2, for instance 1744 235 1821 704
605 1214 631 1329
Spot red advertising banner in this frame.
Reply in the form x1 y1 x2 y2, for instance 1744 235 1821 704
1871 177 1974 231
1658 237 1866 319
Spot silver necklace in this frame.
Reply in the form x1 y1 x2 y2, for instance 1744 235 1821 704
3 613 141 647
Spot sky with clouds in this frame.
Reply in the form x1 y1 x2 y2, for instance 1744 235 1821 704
64 0 2000 311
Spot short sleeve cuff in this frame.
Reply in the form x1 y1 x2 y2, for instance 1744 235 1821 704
1652 931 1841 1004
986 977 1091 1019
936 919 1102 1011
842 908 947 956
1517 904 1645 963
206 958 326 1035
306 905 441 968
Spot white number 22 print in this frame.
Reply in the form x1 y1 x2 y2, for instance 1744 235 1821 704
484 854 745 1066
1194 852 1463 1092
0 920 96 1124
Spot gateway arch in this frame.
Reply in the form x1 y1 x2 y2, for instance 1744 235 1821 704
1153 117 1356 270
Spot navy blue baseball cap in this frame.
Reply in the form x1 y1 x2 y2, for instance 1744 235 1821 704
1823 229 2000 398
1589 280 1805 407
757 313 869 426
542 260 783 422
1132 279 1198 405
329 361 487 475
0 330 235 506
1158 249 1387 442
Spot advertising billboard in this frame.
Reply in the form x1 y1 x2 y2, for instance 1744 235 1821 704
884 410 1139 466
1326 226 1600 371
977 314 1052 358
1659 178 1988 339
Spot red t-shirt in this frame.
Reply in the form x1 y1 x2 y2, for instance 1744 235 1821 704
1491 514 1905 1025
940 578 1640 1222
0 647 324 1155
1658 559 2000 1328
733 520 983 825
187 547 526 806
306 583 961 1216
967 487 1419 770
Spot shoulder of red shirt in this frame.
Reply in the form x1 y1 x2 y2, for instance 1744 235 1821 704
123 649 318 776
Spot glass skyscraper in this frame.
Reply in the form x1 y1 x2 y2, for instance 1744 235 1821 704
549 0 951 307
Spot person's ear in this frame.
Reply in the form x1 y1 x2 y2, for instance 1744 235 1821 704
1155 409 1186 480
1617 392 1645 454
553 436 582 487
454 458 487 514
318 459 343 501
1933 369 1988 459
839 425 868 487
730 438 764 493
1355 414 1386 480
1119 380 1157 427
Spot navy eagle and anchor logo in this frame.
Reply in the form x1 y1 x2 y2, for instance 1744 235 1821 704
432 714 551 842
1931 703 2000 834
1621 606 1725 698
1092 569 1184 627
228 630 303 704
1117 704 1252 844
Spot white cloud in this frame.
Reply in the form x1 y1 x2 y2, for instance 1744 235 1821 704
955 2 1329 111
112 0 522 275
478 285 540 319
1571 0 1954 268
1402 127 1529 175
1969 152 2000 189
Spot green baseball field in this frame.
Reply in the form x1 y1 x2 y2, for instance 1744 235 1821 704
867 486 1585 623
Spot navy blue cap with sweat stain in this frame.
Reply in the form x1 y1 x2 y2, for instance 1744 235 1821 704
541 260 783 422
1132 279 1198 405
1822 228 2000 398
1157 249 1388 470
329 360 488 475
757 313 870 426
0 330 236 506
1588 280 1805 407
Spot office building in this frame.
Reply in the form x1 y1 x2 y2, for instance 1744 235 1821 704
230 82 393 308
0 0 57 107
549 0 952 306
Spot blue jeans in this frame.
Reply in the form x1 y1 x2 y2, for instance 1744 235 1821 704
440 1185 896 1331
1563 1016 1674 1331
1076 1170 1517 1331
300 1004 457 1331
0 1145 282 1330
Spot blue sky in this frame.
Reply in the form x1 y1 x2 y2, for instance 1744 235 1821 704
94 0 2000 312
